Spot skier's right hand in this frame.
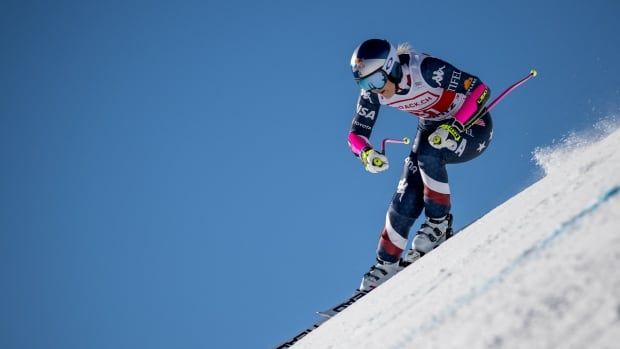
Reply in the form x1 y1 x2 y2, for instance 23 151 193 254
360 148 389 173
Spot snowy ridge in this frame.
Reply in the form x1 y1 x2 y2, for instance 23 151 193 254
295 125 620 349
532 116 619 176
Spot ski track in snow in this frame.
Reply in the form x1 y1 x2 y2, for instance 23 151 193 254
293 122 620 349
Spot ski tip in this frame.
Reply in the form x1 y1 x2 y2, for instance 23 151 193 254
530 68 538 77
316 311 332 319
403 137 411 145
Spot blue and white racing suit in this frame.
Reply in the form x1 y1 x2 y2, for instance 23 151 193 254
348 48 493 263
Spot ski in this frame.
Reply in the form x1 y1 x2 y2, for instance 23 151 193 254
316 286 376 318
273 249 436 348
274 317 328 349
274 217 483 348
273 287 375 348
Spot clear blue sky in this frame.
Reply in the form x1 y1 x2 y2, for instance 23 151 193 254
1 1 618 348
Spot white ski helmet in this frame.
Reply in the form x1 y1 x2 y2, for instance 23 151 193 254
351 39 402 90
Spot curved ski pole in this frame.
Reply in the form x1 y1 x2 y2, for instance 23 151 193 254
380 137 411 155
464 69 537 128
487 69 538 112
375 71 535 157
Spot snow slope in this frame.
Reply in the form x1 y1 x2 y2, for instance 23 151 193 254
294 125 620 349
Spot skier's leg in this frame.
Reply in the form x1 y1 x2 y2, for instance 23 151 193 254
416 134 451 219
376 152 425 263
444 112 494 164
412 112 494 253
359 152 425 291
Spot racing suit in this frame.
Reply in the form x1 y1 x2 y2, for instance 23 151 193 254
348 49 493 263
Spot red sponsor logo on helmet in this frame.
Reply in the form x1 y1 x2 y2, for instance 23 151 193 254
353 58 365 72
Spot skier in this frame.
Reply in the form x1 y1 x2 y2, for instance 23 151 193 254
349 39 493 291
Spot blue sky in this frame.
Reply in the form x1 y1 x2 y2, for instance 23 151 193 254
1 1 619 348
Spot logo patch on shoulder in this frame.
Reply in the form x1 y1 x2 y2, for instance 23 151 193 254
432 65 446 86
463 77 473 90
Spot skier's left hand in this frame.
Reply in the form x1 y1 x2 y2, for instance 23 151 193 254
428 121 464 151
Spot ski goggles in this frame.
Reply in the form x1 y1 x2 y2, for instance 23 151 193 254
356 69 388 91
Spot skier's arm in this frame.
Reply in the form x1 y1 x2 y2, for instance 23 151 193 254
453 83 490 130
349 90 390 173
348 90 381 156
420 57 490 130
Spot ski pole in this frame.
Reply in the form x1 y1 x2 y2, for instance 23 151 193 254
463 69 537 127
377 69 535 156
487 69 538 112
380 137 410 155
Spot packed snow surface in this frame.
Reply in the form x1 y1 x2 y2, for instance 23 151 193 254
295 125 620 349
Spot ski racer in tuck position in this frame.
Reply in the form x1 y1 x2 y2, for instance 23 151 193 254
349 39 493 291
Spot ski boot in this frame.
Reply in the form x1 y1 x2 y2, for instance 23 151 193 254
403 214 453 266
359 258 403 292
